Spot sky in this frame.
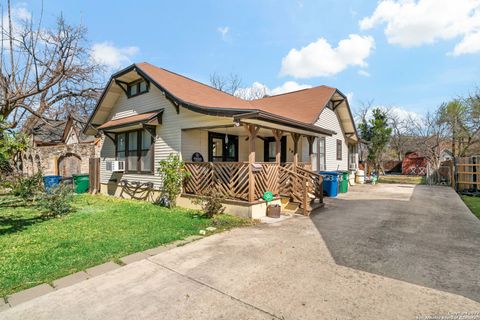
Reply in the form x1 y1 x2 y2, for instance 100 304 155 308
6 0 480 119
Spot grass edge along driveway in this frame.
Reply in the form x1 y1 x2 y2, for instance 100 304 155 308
461 195 480 220
0 193 251 297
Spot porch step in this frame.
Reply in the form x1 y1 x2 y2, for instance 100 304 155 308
281 201 300 215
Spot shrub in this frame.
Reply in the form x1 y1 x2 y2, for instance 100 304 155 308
39 184 74 217
12 172 43 200
157 154 190 208
192 190 225 218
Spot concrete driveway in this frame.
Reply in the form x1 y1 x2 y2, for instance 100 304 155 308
315 184 480 302
1 184 480 319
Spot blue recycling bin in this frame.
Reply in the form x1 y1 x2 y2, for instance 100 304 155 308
43 175 62 191
320 171 340 197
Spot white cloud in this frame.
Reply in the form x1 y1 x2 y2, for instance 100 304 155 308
235 81 312 100
452 31 480 55
358 70 371 77
280 34 375 78
346 92 354 102
217 26 229 40
1 4 32 48
389 106 423 122
359 0 480 55
91 42 139 70
270 81 312 95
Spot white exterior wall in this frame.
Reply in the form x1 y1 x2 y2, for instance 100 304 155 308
180 129 305 163
100 86 232 187
314 107 348 171
100 85 314 189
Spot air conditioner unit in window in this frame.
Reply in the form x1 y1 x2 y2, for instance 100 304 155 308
349 163 357 171
106 160 125 172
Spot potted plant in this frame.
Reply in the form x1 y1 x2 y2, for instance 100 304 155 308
263 191 281 218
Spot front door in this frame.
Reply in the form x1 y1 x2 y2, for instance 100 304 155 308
263 136 286 162
208 132 239 162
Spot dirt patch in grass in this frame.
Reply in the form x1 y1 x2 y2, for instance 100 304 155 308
378 175 426 185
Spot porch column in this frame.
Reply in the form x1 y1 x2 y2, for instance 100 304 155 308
272 129 283 195
307 136 316 169
272 129 283 164
245 124 260 202
291 133 301 169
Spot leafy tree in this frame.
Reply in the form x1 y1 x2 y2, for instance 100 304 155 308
358 108 392 174
438 94 480 157
157 154 190 208
0 116 29 176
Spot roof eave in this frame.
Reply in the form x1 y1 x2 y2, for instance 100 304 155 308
233 111 335 136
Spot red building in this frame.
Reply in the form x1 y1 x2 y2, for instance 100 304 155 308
402 152 428 176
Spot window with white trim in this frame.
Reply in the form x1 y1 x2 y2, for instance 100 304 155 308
116 128 155 174
127 80 148 98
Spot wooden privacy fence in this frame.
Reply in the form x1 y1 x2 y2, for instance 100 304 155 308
183 161 323 214
455 157 480 193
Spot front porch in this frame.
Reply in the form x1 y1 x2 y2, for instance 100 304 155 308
181 120 326 216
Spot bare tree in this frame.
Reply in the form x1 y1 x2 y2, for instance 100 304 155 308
0 1 102 131
209 72 242 95
405 111 448 183
234 83 268 100
389 111 410 161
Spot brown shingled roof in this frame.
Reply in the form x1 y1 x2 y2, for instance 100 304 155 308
135 63 337 124
250 86 337 124
137 63 254 111
86 63 348 135
97 110 163 130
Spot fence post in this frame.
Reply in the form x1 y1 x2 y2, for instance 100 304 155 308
454 157 458 192
473 157 477 192
302 177 308 215
449 160 454 189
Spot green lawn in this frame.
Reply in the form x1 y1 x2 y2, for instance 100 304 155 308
0 194 250 297
461 196 480 220
378 175 426 185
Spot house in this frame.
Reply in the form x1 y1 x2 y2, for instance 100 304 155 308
22 115 101 178
84 63 359 217
440 149 453 162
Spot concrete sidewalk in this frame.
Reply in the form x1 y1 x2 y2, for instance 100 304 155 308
1 184 479 319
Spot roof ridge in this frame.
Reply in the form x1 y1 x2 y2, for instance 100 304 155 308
138 62 249 102
253 85 335 100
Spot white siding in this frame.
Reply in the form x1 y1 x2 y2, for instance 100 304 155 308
100 86 233 187
314 107 348 171
100 85 316 189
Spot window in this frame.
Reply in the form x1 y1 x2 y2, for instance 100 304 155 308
127 80 149 98
336 139 342 161
318 137 326 170
348 144 356 168
208 132 238 162
116 128 155 173
263 137 286 162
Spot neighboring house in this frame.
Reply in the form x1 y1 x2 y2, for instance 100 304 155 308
22 115 101 177
440 149 453 162
84 62 359 217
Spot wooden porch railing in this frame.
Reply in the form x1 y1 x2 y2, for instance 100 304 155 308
183 161 323 215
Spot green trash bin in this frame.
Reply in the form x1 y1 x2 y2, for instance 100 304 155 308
339 171 349 193
72 174 89 194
